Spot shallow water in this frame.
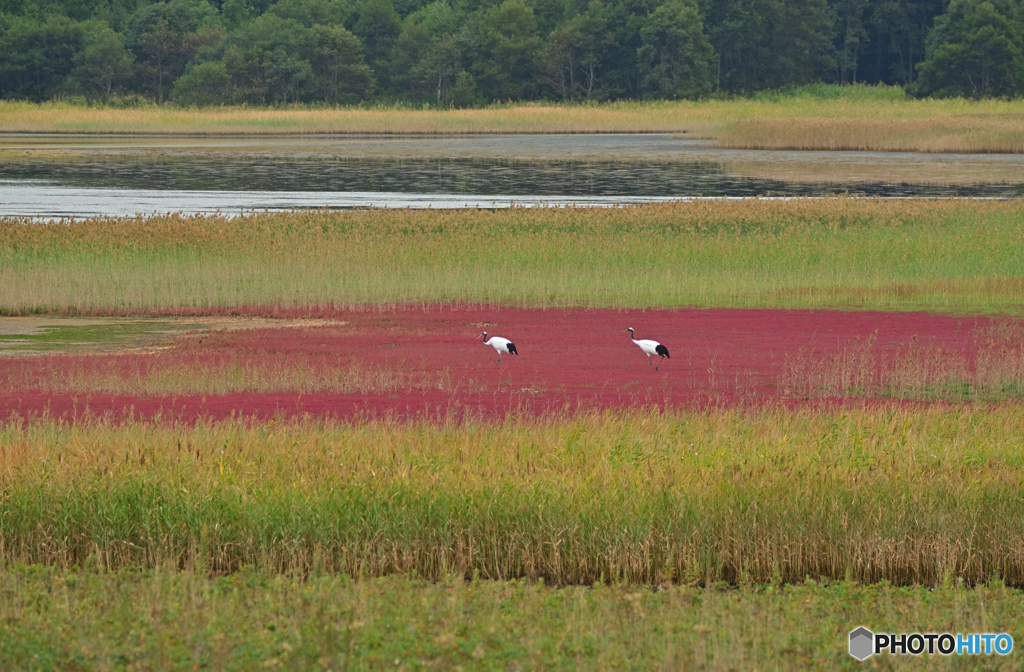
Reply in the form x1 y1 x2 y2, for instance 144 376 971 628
1 134 1021 218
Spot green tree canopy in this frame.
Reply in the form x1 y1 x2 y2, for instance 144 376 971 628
0 15 85 100
637 0 714 98
311 22 374 102
388 1 461 101
1 0 1023 105
916 0 1024 97
704 0 836 92
352 0 401 87
221 13 315 102
473 0 542 100
169 58 231 103
70 19 135 101
268 0 354 27
537 0 614 100
127 0 222 101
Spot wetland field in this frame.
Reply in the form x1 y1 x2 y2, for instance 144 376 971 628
4 94 1024 219
3 128 1024 669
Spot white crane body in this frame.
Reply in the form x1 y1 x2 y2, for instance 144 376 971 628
624 327 670 370
479 332 518 365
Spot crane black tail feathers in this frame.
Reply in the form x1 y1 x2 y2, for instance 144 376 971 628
508 343 518 355
655 344 669 358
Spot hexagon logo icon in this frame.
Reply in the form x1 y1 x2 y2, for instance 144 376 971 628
849 627 874 660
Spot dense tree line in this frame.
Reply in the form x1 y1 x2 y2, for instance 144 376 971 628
0 0 1021 105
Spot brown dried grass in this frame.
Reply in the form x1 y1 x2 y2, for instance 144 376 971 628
3 96 1023 152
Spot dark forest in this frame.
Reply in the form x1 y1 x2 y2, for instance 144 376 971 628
0 0 1021 105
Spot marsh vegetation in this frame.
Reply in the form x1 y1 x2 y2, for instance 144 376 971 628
4 199 1023 314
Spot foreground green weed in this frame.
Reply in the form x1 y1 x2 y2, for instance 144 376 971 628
3 199 1024 314
1 565 1020 671
4 406 1024 586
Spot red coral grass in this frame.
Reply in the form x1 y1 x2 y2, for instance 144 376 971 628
1 307 1018 424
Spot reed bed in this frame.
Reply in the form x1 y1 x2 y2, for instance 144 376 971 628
2 94 1023 152
1 566 1019 671
4 199 1024 314
0 100 709 135
783 320 1024 402
4 406 1024 586
720 116 1024 153
715 96 1024 153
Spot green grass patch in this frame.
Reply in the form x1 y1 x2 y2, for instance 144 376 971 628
0 320 180 352
3 199 1024 314
750 83 910 103
1 565 1020 671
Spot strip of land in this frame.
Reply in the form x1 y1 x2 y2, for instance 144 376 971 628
2 95 1023 152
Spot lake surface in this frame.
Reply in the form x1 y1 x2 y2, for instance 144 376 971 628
1 134 1022 218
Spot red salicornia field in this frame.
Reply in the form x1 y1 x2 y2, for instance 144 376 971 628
3 306 1022 422
4 199 1024 670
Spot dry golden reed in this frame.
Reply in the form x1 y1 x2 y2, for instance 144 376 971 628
2 95 1023 152
3 406 1024 586
0 100 707 135
781 321 1024 401
718 114 1024 153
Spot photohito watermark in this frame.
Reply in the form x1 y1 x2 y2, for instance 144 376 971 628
849 627 1013 660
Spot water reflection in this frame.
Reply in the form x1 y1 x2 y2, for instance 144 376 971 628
0 183 688 219
1 134 1021 219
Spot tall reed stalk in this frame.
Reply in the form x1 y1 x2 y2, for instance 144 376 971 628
3 199 1023 313
3 406 1024 586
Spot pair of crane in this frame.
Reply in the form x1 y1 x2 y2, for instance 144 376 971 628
479 327 670 370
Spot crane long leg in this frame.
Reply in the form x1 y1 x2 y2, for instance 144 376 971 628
648 355 652 370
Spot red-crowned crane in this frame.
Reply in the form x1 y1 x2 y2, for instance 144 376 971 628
479 331 518 365
624 327 669 370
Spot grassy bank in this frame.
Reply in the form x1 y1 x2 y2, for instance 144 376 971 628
2 91 1023 152
2 565 1020 671
3 199 1024 314
4 406 1024 586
